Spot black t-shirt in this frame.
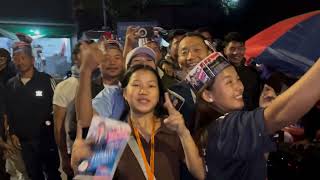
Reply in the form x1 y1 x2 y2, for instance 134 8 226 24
205 108 275 180
235 64 261 111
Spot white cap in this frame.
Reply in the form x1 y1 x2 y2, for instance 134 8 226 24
125 47 156 69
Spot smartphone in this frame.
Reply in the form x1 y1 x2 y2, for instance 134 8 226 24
167 89 185 111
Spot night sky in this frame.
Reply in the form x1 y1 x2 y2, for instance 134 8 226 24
0 0 319 39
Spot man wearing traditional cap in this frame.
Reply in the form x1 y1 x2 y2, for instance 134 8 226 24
5 34 61 180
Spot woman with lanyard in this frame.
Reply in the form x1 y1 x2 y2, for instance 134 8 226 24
189 52 320 180
72 64 205 180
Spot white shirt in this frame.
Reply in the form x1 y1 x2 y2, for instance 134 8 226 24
53 77 79 153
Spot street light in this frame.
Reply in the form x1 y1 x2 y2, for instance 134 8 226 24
221 0 240 15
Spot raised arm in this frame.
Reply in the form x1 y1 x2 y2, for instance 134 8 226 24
53 104 74 176
163 93 205 180
123 26 139 59
264 58 320 134
75 42 104 128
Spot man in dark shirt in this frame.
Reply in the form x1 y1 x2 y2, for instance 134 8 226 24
6 38 61 180
168 32 213 180
169 32 213 130
223 32 261 110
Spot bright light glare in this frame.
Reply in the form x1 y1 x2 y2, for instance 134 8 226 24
35 30 40 35
222 0 240 9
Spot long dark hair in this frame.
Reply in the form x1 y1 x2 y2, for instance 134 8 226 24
193 78 223 151
120 64 167 120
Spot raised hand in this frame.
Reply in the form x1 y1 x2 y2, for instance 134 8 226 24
71 128 94 174
10 134 21 150
164 93 205 180
0 140 16 158
125 26 140 43
163 92 189 137
71 137 93 174
79 41 106 73
259 84 277 108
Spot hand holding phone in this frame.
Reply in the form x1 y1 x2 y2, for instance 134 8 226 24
167 89 185 111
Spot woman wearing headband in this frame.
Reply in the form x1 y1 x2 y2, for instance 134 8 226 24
190 52 320 180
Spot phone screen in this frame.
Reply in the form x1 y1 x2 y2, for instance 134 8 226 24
167 89 185 111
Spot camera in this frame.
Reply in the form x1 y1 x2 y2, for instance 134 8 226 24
137 27 154 38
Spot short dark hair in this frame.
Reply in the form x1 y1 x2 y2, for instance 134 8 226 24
176 32 210 56
120 64 167 118
168 29 187 43
72 40 95 56
158 59 174 70
178 32 207 45
223 32 245 47
0 48 11 62
194 27 211 34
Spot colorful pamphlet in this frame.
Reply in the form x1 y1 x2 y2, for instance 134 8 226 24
74 116 131 180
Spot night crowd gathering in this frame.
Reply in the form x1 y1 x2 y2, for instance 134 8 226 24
0 5 320 180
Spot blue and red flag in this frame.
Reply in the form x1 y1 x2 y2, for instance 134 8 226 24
245 10 320 77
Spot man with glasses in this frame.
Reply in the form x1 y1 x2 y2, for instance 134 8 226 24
168 32 213 132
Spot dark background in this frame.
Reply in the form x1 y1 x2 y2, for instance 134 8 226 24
0 0 319 39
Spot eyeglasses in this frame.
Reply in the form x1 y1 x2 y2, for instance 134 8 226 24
178 45 206 59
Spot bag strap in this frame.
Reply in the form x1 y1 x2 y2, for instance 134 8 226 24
128 136 156 180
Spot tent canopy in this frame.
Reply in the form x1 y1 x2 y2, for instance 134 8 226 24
0 22 76 38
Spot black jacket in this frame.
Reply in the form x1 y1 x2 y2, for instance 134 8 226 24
5 69 55 141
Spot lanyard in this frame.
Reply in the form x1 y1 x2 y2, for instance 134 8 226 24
132 122 155 180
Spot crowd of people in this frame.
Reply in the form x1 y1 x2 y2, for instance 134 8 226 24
0 26 319 180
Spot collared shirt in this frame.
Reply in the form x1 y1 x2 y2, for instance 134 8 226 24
205 108 275 180
92 85 125 120
5 69 55 141
114 123 185 180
